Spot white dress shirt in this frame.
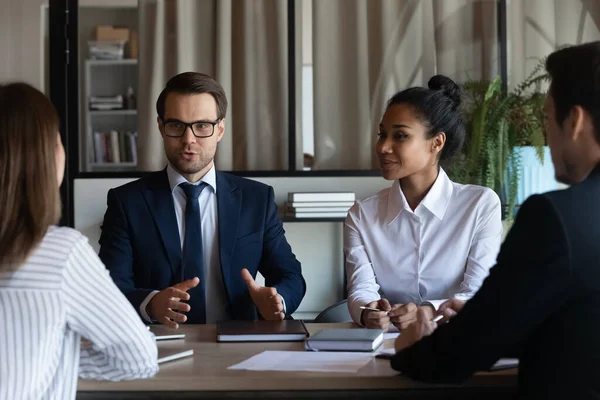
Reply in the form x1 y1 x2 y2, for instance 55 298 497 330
0 226 158 400
344 168 503 325
140 163 230 324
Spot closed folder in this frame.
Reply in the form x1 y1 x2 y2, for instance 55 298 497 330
216 320 310 342
305 328 384 352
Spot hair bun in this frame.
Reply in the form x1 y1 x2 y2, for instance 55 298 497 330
428 75 463 107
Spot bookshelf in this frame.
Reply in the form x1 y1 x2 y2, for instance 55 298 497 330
83 59 138 173
79 4 138 173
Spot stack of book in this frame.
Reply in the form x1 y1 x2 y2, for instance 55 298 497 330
284 192 355 219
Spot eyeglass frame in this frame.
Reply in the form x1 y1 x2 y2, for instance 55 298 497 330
159 117 222 138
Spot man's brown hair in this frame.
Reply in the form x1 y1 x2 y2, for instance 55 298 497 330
156 72 228 119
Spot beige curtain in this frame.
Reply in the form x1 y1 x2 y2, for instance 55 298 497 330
137 0 293 171
508 0 600 88
312 0 498 170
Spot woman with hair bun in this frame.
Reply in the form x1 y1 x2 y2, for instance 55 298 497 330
345 75 502 331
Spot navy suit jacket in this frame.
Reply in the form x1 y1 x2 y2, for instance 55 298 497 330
98 169 306 321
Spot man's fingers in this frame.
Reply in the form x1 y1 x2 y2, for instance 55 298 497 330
167 288 191 301
438 299 457 312
241 268 261 291
272 302 284 314
166 309 187 323
169 299 191 313
440 308 457 323
438 300 451 312
395 319 418 330
173 277 199 292
426 321 438 335
267 312 285 321
161 316 179 330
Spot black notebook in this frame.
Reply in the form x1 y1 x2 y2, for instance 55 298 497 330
305 328 384 352
216 320 310 342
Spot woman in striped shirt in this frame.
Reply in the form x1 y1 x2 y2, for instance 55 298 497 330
0 83 158 399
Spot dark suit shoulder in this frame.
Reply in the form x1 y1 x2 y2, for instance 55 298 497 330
544 174 600 208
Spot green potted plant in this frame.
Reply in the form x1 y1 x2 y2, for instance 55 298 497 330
446 58 550 221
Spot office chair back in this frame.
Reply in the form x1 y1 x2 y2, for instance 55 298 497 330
313 299 353 323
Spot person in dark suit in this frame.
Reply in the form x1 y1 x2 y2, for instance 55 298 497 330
389 41 600 399
99 72 306 328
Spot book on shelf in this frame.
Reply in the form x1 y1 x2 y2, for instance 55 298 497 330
287 192 356 203
305 328 384 352
93 130 137 164
216 320 309 342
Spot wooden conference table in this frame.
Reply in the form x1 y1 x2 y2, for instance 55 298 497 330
77 323 517 399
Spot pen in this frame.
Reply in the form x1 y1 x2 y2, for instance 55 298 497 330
360 306 387 312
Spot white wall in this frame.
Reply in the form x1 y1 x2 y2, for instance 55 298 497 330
0 0 47 89
0 0 137 90
74 175 390 319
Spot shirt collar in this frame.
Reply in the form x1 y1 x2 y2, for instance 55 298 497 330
167 163 217 193
385 167 453 224
420 168 453 220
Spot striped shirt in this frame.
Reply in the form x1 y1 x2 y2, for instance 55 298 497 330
0 226 158 400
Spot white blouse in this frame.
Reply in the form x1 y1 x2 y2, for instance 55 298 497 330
0 226 158 400
344 168 502 325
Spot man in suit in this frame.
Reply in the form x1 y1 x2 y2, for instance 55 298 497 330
99 72 306 327
389 41 600 399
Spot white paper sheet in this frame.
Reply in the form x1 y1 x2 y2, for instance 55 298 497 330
228 350 374 373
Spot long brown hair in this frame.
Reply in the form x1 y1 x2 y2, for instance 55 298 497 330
0 83 62 269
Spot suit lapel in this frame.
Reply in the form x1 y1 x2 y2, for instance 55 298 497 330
216 172 241 304
142 169 181 277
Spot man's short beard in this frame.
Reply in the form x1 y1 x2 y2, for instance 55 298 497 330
167 154 212 176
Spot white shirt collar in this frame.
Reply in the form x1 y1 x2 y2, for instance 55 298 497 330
166 163 217 193
386 167 453 223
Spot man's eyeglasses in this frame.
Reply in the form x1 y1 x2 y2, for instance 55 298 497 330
160 118 221 138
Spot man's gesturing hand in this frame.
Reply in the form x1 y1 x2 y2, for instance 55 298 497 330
241 269 285 321
147 277 199 329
